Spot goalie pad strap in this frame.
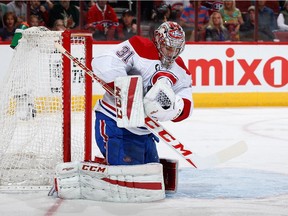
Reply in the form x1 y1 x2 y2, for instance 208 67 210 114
55 161 165 202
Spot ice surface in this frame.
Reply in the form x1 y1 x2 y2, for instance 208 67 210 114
0 107 287 216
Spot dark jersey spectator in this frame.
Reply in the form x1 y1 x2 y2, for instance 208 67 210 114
48 0 79 29
240 5 275 41
0 11 17 41
43 0 54 11
116 9 137 41
86 0 118 40
205 11 230 41
258 0 277 33
30 0 49 27
6 0 27 25
0 3 7 28
149 4 173 39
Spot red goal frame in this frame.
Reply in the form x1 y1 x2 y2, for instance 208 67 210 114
62 30 93 163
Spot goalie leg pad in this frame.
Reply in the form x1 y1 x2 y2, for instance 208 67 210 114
55 161 165 202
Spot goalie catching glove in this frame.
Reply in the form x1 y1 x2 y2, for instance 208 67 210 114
144 79 184 122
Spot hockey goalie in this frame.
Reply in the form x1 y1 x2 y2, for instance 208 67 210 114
54 21 193 202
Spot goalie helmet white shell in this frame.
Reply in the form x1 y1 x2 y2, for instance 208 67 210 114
153 21 185 68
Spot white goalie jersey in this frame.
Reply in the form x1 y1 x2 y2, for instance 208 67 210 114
92 36 193 135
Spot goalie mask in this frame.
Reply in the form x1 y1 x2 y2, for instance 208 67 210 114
153 21 185 68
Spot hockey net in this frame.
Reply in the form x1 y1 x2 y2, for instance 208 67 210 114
0 27 93 191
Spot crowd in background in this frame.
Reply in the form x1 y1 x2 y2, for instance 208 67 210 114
1 0 288 42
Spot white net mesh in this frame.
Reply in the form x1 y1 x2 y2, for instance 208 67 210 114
0 27 89 191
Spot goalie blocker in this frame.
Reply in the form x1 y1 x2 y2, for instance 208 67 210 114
53 159 178 202
114 75 145 128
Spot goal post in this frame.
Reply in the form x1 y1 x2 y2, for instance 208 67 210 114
62 30 93 163
0 27 93 191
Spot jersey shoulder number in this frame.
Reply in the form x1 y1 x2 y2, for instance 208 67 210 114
116 45 135 64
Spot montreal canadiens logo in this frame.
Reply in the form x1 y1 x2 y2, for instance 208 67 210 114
169 29 183 39
212 1 223 11
151 71 178 86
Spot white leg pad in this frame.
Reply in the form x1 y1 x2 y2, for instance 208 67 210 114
55 161 165 202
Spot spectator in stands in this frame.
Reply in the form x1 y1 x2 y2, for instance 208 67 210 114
29 14 39 27
80 0 95 28
6 0 27 26
86 0 118 41
163 1 188 22
140 1 155 22
0 12 17 41
52 19 66 31
149 4 173 39
277 0 288 31
219 0 243 41
43 0 54 11
240 5 275 41
30 0 49 27
116 9 137 41
239 6 255 41
151 3 172 22
0 3 7 28
48 0 79 29
258 0 277 33
205 11 230 41
179 0 209 41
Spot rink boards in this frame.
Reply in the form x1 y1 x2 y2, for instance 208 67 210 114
1 42 287 108
91 43 288 107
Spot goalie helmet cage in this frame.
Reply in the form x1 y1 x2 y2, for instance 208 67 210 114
0 27 93 191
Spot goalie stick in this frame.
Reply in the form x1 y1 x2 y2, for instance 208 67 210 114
54 42 247 169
